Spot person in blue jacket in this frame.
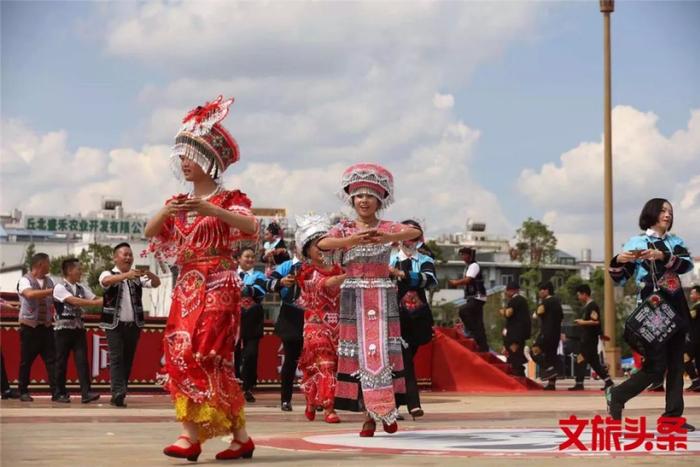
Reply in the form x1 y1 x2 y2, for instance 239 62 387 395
606 198 694 431
268 251 304 411
390 220 437 419
235 247 268 403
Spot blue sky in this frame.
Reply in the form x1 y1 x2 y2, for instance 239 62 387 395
2 1 699 258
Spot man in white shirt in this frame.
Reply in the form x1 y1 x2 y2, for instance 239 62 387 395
53 258 103 403
16 253 58 402
99 242 161 407
448 247 489 352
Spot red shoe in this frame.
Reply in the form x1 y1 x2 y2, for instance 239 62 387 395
383 421 398 434
305 405 316 421
324 411 341 424
215 438 255 460
163 435 201 462
359 419 376 437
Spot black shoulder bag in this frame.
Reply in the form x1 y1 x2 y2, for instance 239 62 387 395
623 244 683 356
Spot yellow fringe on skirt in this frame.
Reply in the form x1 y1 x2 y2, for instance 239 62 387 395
174 395 245 441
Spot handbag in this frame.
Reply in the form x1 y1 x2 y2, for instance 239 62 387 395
623 245 683 355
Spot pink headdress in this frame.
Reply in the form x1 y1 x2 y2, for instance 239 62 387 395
171 95 240 184
339 163 394 208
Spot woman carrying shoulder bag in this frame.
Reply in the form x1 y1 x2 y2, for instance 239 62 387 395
606 198 694 431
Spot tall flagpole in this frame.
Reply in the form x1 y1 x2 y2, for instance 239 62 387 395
600 0 619 376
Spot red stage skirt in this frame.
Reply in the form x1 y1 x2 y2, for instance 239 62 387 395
161 256 245 440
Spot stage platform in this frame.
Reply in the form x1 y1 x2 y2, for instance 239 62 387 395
2 383 700 466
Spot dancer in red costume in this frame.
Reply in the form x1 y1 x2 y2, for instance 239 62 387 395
295 214 346 424
316 163 421 437
145 96 259 462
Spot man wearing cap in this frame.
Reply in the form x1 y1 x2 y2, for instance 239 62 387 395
449 247 489 352
499 282 531 377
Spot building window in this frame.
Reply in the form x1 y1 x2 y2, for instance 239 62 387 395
501 274 513 286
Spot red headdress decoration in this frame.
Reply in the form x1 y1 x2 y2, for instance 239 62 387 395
171 95 240 184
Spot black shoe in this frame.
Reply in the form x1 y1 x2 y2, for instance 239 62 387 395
658 419 696 432
687 380 700 392
540 366 557 380
1 389 20 400
316 405 324 412
543 383 556 391
281 401 293 412
648 379 664 391
568 384 584 391
605 386 623 420
244 391 256 403
81 392 100 404
601 380 614 391
410 408 424 420
54 394 71 403
19 393 34 402
110 393 127 407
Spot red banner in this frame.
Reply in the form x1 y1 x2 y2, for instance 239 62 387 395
1 308 431 390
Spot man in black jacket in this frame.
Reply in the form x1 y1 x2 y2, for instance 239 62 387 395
686 285 700 392
500 282 531 377
568 284 613 391
531 281 562 390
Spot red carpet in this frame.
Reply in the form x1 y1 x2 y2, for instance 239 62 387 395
430 328 531 392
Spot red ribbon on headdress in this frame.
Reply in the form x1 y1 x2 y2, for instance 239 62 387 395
182 95 225 125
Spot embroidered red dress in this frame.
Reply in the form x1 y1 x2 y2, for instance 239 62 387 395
149 190 258 440
297 263 344 412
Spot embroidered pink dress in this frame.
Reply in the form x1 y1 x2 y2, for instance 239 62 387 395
324 219 405 423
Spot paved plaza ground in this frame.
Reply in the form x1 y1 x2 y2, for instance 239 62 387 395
2 381 700 466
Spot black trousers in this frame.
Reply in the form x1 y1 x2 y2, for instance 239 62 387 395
459 299 488 352
280 339 302 404
55 328 92 397
504 338 527 377
533 337 559 379
574 342 609 383
612 330 685 417
401 343 421 411
685 333 700 379
105 322 141 400
239 338 260 392
18 325 57 395
1 351 10 393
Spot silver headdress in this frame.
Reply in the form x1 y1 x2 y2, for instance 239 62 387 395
294 213 331 258
338 162 394 208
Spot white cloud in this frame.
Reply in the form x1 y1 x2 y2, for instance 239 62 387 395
105 2 538 82
0 119 178 216
518 106 700 258
3 2 538 240
433 93 455 110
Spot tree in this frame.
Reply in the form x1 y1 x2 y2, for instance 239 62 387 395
514 217 557 265
423 240 445 263
23 243 36 272
513 217 559 306
50 243 114 296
